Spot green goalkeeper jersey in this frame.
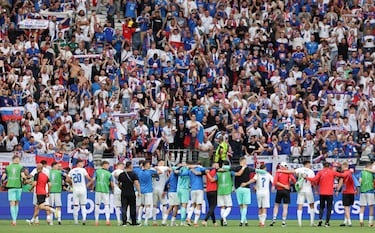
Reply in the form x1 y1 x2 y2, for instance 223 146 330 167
177 167 190 191
95 169 112 193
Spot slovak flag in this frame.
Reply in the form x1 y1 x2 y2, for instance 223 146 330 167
35 152 70 168
147 138 162 154
70 151 95 176
0 107 25 121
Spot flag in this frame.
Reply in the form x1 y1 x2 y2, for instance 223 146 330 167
0 107 25 121
70 151 95 176
40 11 73 29
35 152 70 167
110 127 120 140
147 138 161 154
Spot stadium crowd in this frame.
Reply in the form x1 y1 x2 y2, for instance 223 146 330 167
0 0 370 167
0 0 374 229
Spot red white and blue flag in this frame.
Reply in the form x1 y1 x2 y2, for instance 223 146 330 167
0 107 25 121
147 138 161 154
35 152 70 168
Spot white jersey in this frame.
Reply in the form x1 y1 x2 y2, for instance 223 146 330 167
253 172 273 194
152 166 169 191
112 169 124 195
68 167 89 191
295 167 314 193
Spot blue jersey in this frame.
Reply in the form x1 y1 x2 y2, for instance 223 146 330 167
137 169 157 193
166 167 179 192
189 167 206 190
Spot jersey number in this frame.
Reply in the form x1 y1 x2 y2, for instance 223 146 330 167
261 177 266 188
72 173 82 183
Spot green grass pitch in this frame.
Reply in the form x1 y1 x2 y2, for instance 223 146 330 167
1 220 374 233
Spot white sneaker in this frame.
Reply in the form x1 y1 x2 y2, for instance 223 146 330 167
26 219 34 225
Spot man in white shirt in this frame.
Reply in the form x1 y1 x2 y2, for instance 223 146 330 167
68 159 92 225
152 160 170 226
112 162 125 225
278 160 316 226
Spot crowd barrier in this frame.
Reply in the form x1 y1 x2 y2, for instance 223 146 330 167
0 192 366 220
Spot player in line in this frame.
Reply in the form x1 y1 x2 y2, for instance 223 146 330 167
277 161 316 227
152 160 170 226
1 155 28 226
358 162 374 227
49 162 67 225
186 161 206 227
90 161 113 226
248 164 274 227
67 159 93 225
162 163 180 226
112 162 125 226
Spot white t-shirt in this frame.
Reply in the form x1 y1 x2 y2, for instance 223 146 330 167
253 172 273 194
68 167 89 191
295 167 314 193
112 168 124 195
153 166 169 191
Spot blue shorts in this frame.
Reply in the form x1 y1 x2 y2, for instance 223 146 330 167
236 187 251 205
8 188 22 201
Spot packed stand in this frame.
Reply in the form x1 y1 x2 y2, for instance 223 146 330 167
0 0 372 166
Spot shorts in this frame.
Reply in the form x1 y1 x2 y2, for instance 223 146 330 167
217 194 232 207
342 194 355 206
113 193 122 207
141 193 153 206
8 188 22 202
95 192 110 205
256 192 270 208
190 190 204 204
73 189 87 205
50 193 62 207
275 189 290 204
37 194 47 205
178 189 190 204
297 191 314 205
360 193 375 206
236 187 251 205
153 189 167 206
168 192 179 206
33 192 50 206
135 191 141 206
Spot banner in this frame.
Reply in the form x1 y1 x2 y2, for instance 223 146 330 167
18 19 49 29
73 54 102 59
0 107 25 121
0 192 366 220
0 152 36 167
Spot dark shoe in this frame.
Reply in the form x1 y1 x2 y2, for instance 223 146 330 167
325 222 330 227
244 223 248 227
239 223 243 227
317 220 322 227
269 220 276 226
340 223 346 227
58 221 62 225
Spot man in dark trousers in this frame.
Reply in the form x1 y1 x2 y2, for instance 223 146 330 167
118 161 141 226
